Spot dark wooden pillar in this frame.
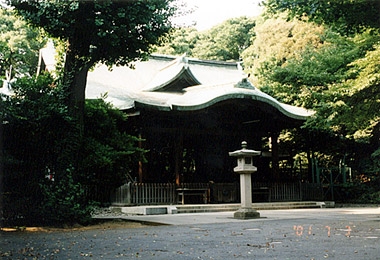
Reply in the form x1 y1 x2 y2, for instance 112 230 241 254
271 132 280 181
174 130 183 186
138 133 143 183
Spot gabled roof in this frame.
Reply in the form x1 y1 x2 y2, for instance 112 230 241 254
142 54 201 92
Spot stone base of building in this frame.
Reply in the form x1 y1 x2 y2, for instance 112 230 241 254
234 208 260 219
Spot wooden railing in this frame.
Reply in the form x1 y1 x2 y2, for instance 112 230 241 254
300 183 324 201
271 183 301 201
109 182 323 206
111 183 176 206
251 182 323 202
134 183 176 205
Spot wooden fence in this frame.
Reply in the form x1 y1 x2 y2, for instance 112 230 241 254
109 182 323 206
111 183 176 206
270 183 301 201
251 182 324 202
300 183 324 201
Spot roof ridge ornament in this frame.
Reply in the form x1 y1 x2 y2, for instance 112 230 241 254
160 53 188 71
180 53 188 65
234 77 255 90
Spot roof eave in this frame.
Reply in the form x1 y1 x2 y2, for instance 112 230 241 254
170 92 314 121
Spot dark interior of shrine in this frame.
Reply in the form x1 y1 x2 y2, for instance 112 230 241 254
126 98 305 184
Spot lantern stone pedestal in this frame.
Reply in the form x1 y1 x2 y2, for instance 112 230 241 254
229 141 261 219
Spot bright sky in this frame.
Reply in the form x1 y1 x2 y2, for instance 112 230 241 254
175 0 264 31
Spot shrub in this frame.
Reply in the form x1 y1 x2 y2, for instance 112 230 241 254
39 167 98 226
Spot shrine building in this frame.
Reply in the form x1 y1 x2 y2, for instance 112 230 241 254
85 54 314 187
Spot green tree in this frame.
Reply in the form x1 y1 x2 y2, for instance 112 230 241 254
241 16 325 86
9 0 176 172
155 16 256 61
258 29 378 108
0 8 45 80
2 74 73 225
345 43 380 143
40 166 97 225
305 39 380 144
263 0 380 35
192 16 256 61
154 27 199 56
80 98 146 190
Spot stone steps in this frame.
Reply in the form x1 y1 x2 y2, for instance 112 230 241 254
176 201 325 213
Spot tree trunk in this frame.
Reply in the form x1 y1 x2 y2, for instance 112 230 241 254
59 47 91 173
64 0 94 133
59 1 94 173
68 66 89 136
64 49 90 128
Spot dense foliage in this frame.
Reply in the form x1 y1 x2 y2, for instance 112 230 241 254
80 98 146 189
2 74 74 225
155 16 256 61
252 0 380 201
155 27 199 57
191 17 256 61
241 16 326 87
0 8 45 80
263 0 380 35
2 75 144 225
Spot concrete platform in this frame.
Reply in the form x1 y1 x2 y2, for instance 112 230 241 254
101 201 327 216
120 205 178 215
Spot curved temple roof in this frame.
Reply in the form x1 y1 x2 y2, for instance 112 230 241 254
84 54 314 120
133 78 313 120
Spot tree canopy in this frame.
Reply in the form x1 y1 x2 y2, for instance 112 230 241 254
9 0 176 127
155 16 256 61
10 0 175 67
154 27 199 57
192 16 256 61
0 8 45 80
263 0 380 35
241 16 325 86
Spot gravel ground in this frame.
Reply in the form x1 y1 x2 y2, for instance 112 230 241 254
1 207 379 259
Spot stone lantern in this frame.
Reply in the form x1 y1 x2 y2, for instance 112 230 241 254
229 141 261 219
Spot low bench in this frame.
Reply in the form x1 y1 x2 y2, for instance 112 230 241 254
177 187 209 205
252 186 270 202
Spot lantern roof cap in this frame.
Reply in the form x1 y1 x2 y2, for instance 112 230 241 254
229 141 261 157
